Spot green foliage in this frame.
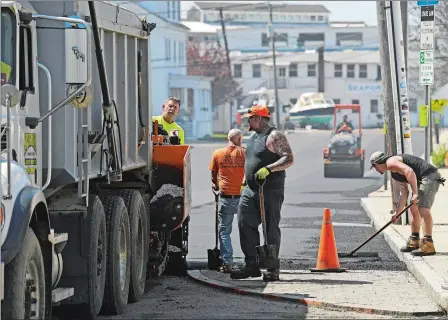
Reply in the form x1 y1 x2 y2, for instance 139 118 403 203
431 144 448 168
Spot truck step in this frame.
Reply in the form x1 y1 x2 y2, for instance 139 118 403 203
49 232 69 254
52 287 74 304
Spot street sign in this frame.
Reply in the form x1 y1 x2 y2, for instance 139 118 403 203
419 5 435 85
417 0 438 6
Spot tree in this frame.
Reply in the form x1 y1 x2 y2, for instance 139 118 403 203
408 2 448 90
186 41 242 107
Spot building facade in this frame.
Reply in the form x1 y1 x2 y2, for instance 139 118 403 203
114 1 214 140
231 50 426 128
183 2 378 53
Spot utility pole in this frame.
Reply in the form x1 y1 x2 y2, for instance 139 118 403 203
317 47 325 92
376 1 401 216
218 8 234 130
401 1 408 73
268 3 282 131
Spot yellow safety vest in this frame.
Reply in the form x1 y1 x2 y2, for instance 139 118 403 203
1 61 12 83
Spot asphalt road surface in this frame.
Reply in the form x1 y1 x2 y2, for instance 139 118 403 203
107 128 434 320
105 128 435 319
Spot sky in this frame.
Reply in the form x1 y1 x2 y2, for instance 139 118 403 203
180 1 378 26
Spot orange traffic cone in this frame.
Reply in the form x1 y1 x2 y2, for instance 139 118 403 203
310 208 346 273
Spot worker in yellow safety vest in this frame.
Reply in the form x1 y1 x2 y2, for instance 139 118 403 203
152 96 185 145
1 61 12 85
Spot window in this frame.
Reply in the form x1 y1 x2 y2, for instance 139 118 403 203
179 42 184 64
370 99 378 113
307 64 316 77
1 8 16 86
376 65 381 80
333 98 341 104
261 32 288 47
233 64 242 78
334 64 342 77
359 64 367 78
336 32 363 46
279 67 286 77
352 99 360 105
19 25 33 91
252 64 261 78
409 98 417 112
173 41 177 64
165 39 171 61
289 63 298 77
310 15 316 21
318 15 324 21
347 64 355 78
167 2 171 19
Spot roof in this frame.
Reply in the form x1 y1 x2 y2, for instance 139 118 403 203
182 20 248 33
232 50 380 64
330 21 368 28
193 2 330 14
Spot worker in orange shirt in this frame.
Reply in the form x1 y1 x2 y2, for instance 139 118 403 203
209 129 246 273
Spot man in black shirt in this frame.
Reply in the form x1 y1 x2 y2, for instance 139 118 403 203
370 151 445 256
230 105 294 281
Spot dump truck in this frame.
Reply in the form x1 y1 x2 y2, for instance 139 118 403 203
0 1 191 319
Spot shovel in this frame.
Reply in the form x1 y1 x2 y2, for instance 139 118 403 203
207 190 222 270
339 202 413 258
255 179 279 269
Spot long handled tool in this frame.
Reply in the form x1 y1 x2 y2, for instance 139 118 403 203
339 202 413 258
207 190 222 270
255 179 279 269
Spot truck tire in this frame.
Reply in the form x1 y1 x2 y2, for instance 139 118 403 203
84 195 108 319
165 216 189 276
101 196 131 315
115 189 148 303
2 227 46 320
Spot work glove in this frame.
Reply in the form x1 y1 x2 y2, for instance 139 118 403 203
255 167 270 180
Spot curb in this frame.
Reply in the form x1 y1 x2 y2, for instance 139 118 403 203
187 269 444 317
361 198 448 313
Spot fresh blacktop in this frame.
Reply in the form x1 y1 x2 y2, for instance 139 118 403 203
187 167 448 317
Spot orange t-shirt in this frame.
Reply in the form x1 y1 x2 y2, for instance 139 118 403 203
209 146 245 196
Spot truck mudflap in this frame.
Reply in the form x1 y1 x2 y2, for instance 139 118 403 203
1 186 49 265
151 145 191 231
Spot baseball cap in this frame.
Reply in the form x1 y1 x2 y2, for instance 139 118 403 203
369 151 386 169
243 105 270 118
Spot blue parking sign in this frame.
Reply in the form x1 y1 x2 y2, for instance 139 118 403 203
417 0 439 6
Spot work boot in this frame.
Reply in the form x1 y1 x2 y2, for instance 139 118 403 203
263 268 280 282
219 264 233 274
400 236 420 252
411 238 436 256
230 264 261 279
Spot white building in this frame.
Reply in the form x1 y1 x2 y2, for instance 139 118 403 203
231 50 424 128
183 2 378 52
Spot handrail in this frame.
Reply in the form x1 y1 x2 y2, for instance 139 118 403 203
31 14 92 125
37 62 52 190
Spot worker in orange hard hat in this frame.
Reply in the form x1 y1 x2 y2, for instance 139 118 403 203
231 104 294 282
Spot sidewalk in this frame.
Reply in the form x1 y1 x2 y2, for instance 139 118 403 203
187 269 443 316
361 167 448 311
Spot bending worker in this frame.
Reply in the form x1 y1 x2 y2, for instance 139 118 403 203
209 129 246 273
370 151 445 256
231 105 294 282
152 97 185 144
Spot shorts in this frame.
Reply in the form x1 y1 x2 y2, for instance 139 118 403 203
418 171 441 209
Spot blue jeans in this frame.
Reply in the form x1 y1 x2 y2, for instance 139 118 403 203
218 197 239 265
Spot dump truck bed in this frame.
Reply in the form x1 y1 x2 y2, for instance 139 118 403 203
29 1 153 190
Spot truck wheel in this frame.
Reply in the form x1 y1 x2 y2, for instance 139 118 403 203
359 159 365 178
2 227 46 320
165 217 189 276
115 189 148 303
324 165 331 178
101 196 131 315
82 195 108 319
